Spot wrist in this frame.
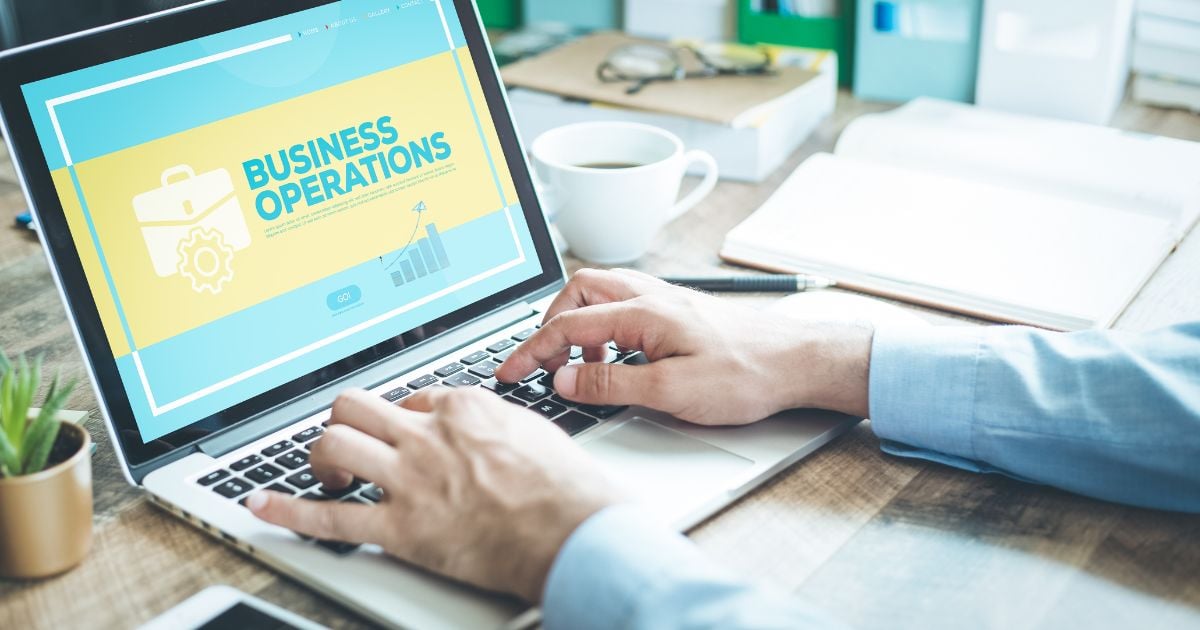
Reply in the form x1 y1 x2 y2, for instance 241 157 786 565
515 490 622 603
778 321 874 417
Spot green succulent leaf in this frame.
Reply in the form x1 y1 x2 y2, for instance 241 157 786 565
23 377 73 475
0 429 18 477
0 353 15 446
0 350 78 477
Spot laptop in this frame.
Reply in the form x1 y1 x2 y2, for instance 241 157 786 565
0 1 859 627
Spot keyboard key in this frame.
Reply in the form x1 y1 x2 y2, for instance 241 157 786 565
407 374 439 389
292 426 324 443
521 369 547 384
277 450 309 470
579 404 628 419
550 395 577 408
316 539 361 555
569 346 583 360
531 401 567 419
319 480 362 499
511 328 536 342
513 384 550 403
213 478 252 499
286 470 320 489
300 492 333 501
245 463 285 484
487 339 516 354
538 373 557 389
553 412 599 437
624 352 650 366
502 396 529 407
434 362 465 378
444 372 482 388
265 483 296 496
481 379 519 395
261 440 293 458
304 437 321 452
493 348 516 362
468 363 497 379
361 486 385 502
197 469 230 487
460 350 490 365
381 387 411 403
230 454 262 472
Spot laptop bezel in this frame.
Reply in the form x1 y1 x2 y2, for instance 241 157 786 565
0 0 565 480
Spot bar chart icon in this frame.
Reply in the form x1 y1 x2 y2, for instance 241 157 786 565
390 223 451 287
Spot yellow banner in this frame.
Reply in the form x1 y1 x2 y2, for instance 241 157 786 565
57 49 517 355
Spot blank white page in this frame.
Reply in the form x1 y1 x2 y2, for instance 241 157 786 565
725 154 1177 328
834 98 1200 237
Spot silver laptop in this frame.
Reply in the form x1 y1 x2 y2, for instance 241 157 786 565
0 1 858 627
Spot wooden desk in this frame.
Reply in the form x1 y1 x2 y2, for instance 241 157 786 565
2 94 1198 628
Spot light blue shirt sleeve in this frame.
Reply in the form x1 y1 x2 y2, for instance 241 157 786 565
869 322 1200 513
542 323 1200 627
542 504 846 630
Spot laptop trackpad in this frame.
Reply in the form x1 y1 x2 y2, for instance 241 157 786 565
582 418 754 519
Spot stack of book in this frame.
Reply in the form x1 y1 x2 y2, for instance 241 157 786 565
1132 0 1200 112
500 32 837 182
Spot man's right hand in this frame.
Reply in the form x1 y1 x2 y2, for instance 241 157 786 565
496 269 874 425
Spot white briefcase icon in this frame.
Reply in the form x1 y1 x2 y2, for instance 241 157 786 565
132 165 251 288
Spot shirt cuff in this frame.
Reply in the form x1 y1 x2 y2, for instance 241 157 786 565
541 504 711 630
869 325 985 462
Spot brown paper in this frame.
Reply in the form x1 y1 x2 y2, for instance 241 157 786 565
500 32 820 126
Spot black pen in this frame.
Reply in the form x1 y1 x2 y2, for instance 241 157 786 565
659 274 836 293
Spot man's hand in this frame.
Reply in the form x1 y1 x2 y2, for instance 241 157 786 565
497 269 874 424
247 388 622 602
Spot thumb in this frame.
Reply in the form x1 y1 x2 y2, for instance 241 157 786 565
554 362 668 408
247 490 380 544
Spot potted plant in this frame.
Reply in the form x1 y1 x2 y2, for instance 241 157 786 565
0 351 89 579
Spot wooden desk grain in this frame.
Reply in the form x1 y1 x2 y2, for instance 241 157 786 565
1 94 1198 629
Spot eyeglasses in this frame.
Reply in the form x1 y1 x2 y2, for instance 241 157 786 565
597 43 774 95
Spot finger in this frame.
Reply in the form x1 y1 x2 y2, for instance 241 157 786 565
553 361 671 408
542 268 663 324
329 389 424 446
582 345 609 363
497 302 649 382
399 387 453 413
247 491 383 544
309 424 400 489
609 267 672 287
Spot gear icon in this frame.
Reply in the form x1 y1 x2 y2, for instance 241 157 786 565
176 227 235 294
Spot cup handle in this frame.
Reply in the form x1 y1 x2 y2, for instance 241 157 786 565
667 150 719 222
530 170 561 222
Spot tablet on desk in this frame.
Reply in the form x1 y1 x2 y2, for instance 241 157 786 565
139 586 325 630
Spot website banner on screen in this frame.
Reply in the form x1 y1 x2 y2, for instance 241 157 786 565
21 0 541 441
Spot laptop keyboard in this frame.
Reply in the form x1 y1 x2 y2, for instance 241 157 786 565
195 323 646 556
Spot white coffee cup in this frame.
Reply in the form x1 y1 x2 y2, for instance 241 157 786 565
530 122 719 264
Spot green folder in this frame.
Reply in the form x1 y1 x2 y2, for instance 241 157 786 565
737 0 857 87
476 0 521 29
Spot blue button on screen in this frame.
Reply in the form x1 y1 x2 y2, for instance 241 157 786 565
327 285 362 311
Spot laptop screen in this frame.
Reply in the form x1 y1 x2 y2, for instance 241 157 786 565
18 0 544 443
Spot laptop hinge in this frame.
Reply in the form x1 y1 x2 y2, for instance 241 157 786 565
197 300 538 458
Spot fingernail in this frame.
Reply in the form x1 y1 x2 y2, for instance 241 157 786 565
555 366 578 396
245 492 269 512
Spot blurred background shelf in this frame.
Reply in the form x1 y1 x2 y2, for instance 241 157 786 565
737 0 856 86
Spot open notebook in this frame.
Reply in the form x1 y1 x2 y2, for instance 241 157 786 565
722 99 1200 330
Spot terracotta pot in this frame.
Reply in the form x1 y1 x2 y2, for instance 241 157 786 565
0 422 93 579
